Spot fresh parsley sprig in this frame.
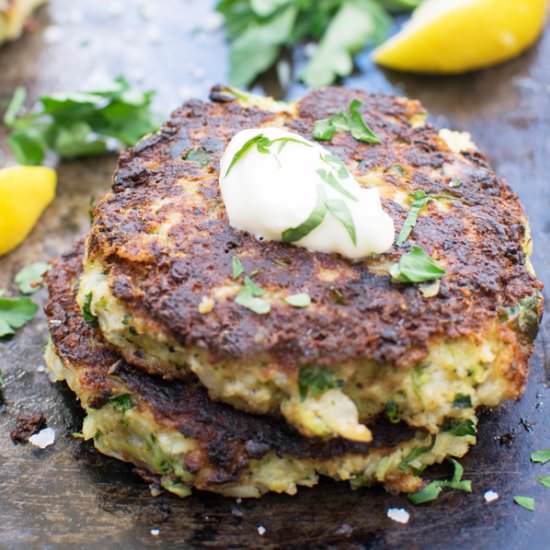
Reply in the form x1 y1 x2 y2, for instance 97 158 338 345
513 496 535 512
408 459 472 505
396 190 432 246
531 448 550 464
3 76 161 165
225 133 311 176
313 99 381 144
15 262 49 294
390 246 446 284
282 184 328 243
298 365 343 400
216 0 421 89
0 294 38 337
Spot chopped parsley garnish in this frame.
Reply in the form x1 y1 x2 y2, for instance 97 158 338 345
225 133 311 176
110 394 134 413
82 292 99 327
390 246 446 284
329 287 347 305
235 276 271 315
320 154 349 179
4 76 161 165
298 366 343 400
183 147 211 167
313 99 381 144
443 418 477 437
452 394 473 409
408 459 472 505
500 291 542 340
0 295 38 337
231 256 244 279
531 448 550 464
282 184 327 243
15 262 49 294
317 168 357 202
390 164 406 177
282 181 358 247
513 496 535 512
326 199 357 245
400 445 432 472
384 401 400 423
449 177 462 188
285 293 311 308
396 191 431 246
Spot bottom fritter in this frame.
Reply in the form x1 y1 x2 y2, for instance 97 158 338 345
45 245 477 498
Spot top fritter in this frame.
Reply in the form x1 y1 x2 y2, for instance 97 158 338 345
81 86 543 442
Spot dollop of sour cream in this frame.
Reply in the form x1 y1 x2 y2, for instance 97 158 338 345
219 128 394 260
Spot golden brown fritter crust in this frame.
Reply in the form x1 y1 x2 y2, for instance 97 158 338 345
45 244 418 484
87 86 543 372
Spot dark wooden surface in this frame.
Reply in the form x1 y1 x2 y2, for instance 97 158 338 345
0 2 549 548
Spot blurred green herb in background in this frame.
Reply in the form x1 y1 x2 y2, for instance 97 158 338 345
3 76 162 166
216 0 421 89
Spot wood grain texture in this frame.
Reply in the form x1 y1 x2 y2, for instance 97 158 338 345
0 1 549 548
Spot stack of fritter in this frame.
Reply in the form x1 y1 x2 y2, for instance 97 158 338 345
45 86 543 498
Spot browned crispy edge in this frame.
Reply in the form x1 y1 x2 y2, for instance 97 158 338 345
87 86 543 378
45 244 418 486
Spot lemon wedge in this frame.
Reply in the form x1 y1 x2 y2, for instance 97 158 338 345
0 166 57 256
373 0 549 73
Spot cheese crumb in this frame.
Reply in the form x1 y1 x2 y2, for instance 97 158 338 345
484 490 499 503
257 526 266 536
29 427 56 449
198 296 215 314
387 508 410 524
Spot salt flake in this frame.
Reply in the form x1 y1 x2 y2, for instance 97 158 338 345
387 508 410 524
29 427 55 449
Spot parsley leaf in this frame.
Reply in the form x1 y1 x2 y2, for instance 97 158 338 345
110 394 134 413
514 496 535 512
82 292 99 327
400 445 432 472
235 276 271 314
227 5 298 88
282 184 327 243
285 293 311 308
408 482 443 505
396 191 431 246
531 448 550 464
301 1 390 88
225 133 311 175
443 418 477 437
537 476 550 488
232 256 245 279
298 366 343 400
218 1 411 89
317 168 358 202
384 401 401 423
0 295 38 337
183 147 211 167
326 198 357 245
313 99 381 144
4 77 160 165
501 292 542 340
408 459 471 505
452 393 473 409
390 246 446 284
3 86 26 126
15 262 49 294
